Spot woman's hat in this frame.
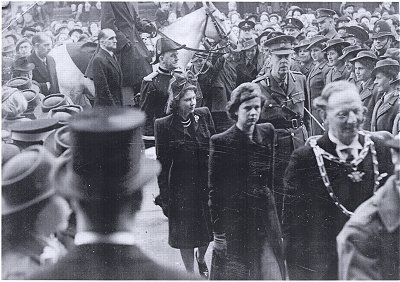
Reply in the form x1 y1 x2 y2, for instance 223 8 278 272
41 94 69 113
350 50 379 63
15 38 31 51
294 38 311 52
380 48 400 63
337 45 365 61
256 30 271 44
306 35 329 50
321 38 350 52
345 25 370 42
2 145 56 215
371 58 400 77
6 77 32 90
52 107 161 200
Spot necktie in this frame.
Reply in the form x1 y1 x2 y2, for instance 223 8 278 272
280 81 287 93
341 148 354 162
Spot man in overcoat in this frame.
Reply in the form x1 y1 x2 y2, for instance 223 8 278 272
337 133 400 280
92 29 123 106
283 81 393 280
30 108 194 280
208 83 285 280
100 2 156 105
27 33 59 96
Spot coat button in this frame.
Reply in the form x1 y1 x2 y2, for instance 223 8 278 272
291 133 295 136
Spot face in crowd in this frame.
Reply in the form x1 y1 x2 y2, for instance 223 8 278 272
34 35 53 58
244 46 257 62
324 88 365 145
101 29 117 52
297 46 311 63
318 18 333 35
373 35 391 51
326 48 340 67
354 61 373 82
374 71 393 93
18 41 32 57
236 97 261 129
271 53 291 78
160 50 179 70
178 90 196 117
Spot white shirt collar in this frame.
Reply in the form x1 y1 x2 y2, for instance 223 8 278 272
74 231 135 246
328 131 362 160
100 46 114 57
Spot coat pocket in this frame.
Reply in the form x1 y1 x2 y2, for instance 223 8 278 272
290 92 305 104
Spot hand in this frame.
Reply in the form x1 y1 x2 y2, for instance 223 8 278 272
213 233 227 257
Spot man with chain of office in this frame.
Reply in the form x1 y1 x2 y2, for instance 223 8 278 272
282 81 394 280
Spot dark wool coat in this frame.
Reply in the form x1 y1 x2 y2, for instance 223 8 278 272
208 123 285 279
337 175 399 280
371 89 399 133
92 49 123 106
155 107 215 248
360 78 379 131
283 131 394 280
29 244 194 280
27 52 59 96
306 60 330 136
235 55 259 86
101 2 152 87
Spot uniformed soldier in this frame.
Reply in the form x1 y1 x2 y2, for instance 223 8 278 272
371 20 396 58
256 31 285 78
282 17 304 42
315 8 341 40
236 38 259 86
238 20 256 43
253 33 309 221
139 38 184 137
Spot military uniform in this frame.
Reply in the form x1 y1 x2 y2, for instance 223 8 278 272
371 89 399 132
359 78 379 130
325 63 350 84
140 67 173 136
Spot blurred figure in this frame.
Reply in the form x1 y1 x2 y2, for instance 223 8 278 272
16 38 33 57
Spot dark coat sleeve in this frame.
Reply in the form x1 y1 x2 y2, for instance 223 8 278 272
101 2 130 51
92 56 119 106
140 79 157 135
154 118 172 206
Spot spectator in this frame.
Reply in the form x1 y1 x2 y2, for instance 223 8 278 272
16 38 32 57
21 26 37 42
155 2 170 28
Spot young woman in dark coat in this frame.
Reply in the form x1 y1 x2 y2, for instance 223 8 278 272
154 73 216 278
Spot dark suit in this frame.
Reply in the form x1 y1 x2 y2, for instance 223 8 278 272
283 131 393 280
92 48 123 106
208 123 285 279
101 2 152 88
29 244 194 280
371 89 399 133
27 52 59 96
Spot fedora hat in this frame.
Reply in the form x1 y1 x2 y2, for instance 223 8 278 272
306 35 329 50
322 38 350 52
371 58 400 77
6 77 32 90
151 37 185 65
2 145 56 215
338 45 365 61
52 107 161 200
41 94 69 113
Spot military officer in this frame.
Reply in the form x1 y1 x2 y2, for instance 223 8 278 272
315 8 341 40
282 17 304 42
139 38 184 137
238 20 256 43
253 33 308 222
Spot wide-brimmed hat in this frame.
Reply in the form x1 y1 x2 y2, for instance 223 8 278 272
294 38 311 52
338 45 365 61
2 143 20 166
306 35 329 50
68 27 83 37
345 25 370 42
52 107 161 200
2 145 56 215
349 50 379 63
372 20 395 39
6 77 32 90
151 37 185 65
12 56 35 72
283 17 304 30
321 38 350 52
371 58 400 77
315 8 336 23
41 94 69 112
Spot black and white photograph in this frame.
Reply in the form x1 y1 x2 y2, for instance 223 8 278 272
1 1 399 280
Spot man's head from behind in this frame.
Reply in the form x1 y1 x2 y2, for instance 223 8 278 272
98 28 117 52
314 81 365 145
32 32 53 59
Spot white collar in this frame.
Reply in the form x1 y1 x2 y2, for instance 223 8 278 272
328 131 362 159
74 231 135 246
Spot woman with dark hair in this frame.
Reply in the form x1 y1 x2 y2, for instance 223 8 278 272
154 73 215 278
323 38 351 84
306 35 330 136
2 146 72 279
208 82 285 279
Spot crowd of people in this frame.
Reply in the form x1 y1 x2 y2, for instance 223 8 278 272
2 1 400 280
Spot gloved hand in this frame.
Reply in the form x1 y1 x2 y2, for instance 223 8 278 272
213 232 227 257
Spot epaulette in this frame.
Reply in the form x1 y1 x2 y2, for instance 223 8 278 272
143 71 159 81
291 71 303 75
252 74 267 84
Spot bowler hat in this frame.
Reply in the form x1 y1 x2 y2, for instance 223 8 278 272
315 8 336 23
41 94 69 112
264 34 295 55
6 77 32 90
151 37 185 65
9 118 59 143
338 45 364 61
350 50 378 63
44 125 71 157
12 56 35 72
372 20 395 39
2 145 56 215
345 25 370 42
21 89 40 113
306 35 329 50
371 58 400 77
383 133 400 150
238 20 255 30
52 107 161 200
322 38 350 52
283 17 304 30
